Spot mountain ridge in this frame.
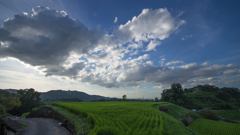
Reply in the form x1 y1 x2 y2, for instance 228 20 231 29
0 89 109 101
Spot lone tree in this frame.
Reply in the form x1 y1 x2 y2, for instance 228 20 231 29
122 95 127 101
155 97 158 102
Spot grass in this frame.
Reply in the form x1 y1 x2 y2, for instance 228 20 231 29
44 105 88 134
53 101 198 135
213 110 240 121
188 118 240 135
20 112 30 118
19 122 28 128
153 102 200 120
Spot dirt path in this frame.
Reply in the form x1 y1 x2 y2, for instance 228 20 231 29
16 118 69 135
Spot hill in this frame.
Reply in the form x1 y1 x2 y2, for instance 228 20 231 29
0 89 18 95
40 90 109 101
0 89 109 102
161 84 240 110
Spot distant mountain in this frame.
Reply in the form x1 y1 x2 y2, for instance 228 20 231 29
0 89 18 94
40 90 109 101
0 89 109 102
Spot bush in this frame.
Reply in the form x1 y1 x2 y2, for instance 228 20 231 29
200 107 219 120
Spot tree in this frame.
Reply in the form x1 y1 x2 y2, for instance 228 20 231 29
122 95 126 101
9 88 41 115
215 90 231 101
0 94 21 111
155 97 158 102
171 83 183 95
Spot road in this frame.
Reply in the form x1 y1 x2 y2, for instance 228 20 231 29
16 118 69 135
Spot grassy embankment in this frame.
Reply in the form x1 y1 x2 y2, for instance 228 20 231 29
152 102 200 120
158 102 240 135
53 102 198 135
189 118 240 135
214 110 240 122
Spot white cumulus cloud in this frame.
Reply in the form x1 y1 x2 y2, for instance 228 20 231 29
118 8 186 43
145 40 161 51
1 6 239 89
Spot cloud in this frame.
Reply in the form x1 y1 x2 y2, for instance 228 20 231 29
114 17 118 23
181 34 192 41
145 40 161 51
1 6 239 89
166 61 183 66
116 62 240 89
117 8 186 43
0 6 102 79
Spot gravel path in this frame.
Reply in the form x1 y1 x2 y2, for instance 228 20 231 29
16 118 69 135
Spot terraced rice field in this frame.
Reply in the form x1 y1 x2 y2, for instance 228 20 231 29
214 110 240 121
53 102 197 135
188 118 240 135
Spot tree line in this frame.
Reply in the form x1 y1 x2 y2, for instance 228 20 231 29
160 83 240 109
0 88 41 116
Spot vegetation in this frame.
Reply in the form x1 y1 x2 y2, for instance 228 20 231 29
44 98 82 103
0 92 21 111
161 83 240 110
213 110 240 122
53 102 197 135
0 104 6 116
20 112 30 118
19 122 28 128
199 107 219 120
189 118 240 135
43 105 90 134
153 102 199 121
9 88 41 116
122 95 126 101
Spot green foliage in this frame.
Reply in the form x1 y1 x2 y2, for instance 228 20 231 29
0 94 21 111
199 108 219 120
20 112 30 118
214 110 240 121
9 88 41 116
0 104 6 115
161 84 240 110
44 105 91 134
153 102 200 121
215 90 231 101
53 102 198 135
189 118 240 135
0 90 12 96
19 122 28 128
122 95 126 101
44 98 82 102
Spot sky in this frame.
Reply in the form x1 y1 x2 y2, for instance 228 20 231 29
0 0 240 99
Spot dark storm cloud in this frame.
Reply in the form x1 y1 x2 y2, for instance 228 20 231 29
0 6 102 78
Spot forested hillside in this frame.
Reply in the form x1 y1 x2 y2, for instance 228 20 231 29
161 84 240 109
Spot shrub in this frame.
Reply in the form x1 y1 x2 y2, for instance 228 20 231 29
200 107 219 120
